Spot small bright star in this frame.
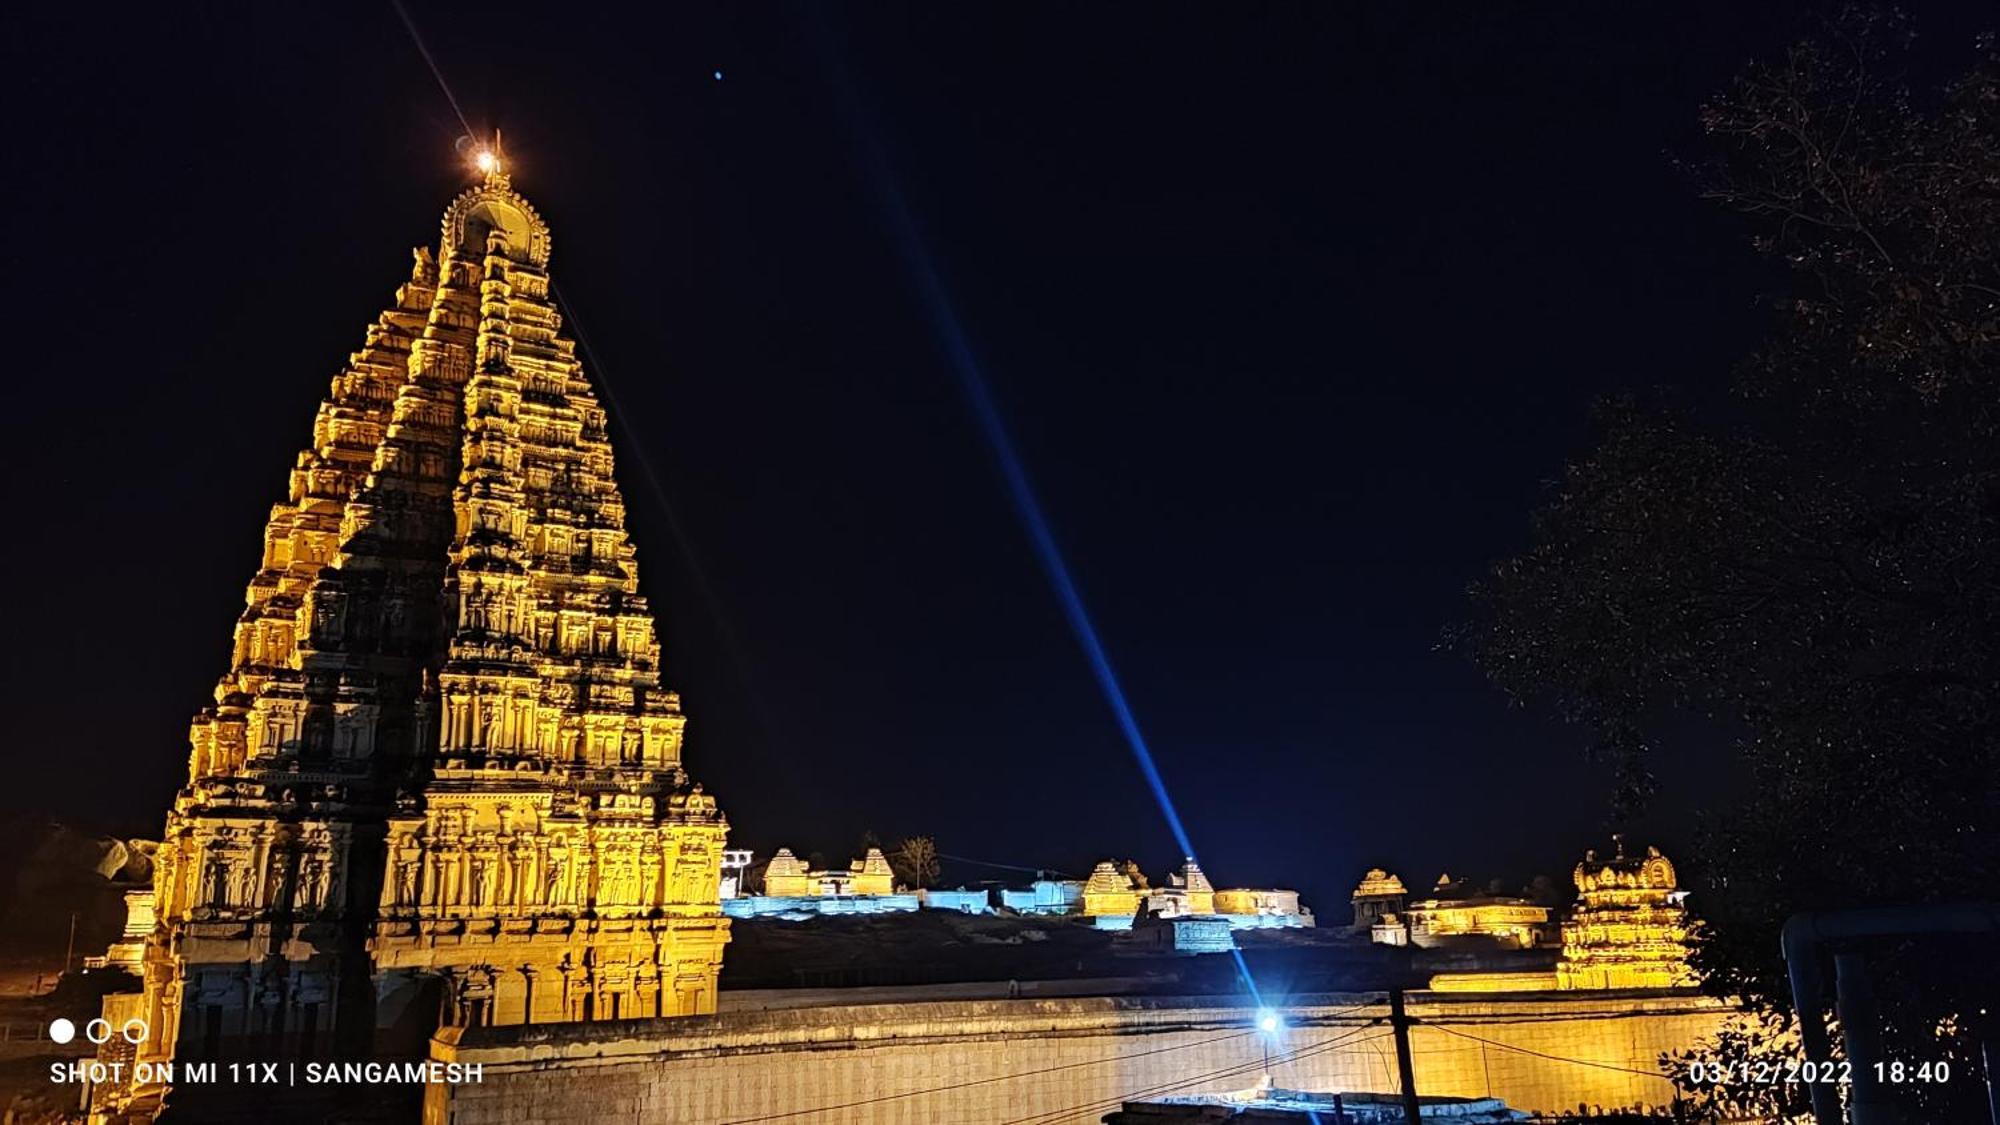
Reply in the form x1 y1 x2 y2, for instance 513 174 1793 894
713 70 724 81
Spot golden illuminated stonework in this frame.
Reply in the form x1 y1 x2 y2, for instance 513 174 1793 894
1081 861 1141 917
1404 877 1553 950
756 846 897 896
1169 860 1214 916
1348 867 1407 933
761 848 812 897
1429 840 1699 993
1555 837 1696 990
844 848 897 896
125 154 730 1098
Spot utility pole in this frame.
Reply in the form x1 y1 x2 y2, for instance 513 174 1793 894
62 912 77 976
1389 987 1422 1124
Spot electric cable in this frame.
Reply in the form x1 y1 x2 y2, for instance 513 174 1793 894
716 1028 1257 1124
1001 1025 1395 1125
938 853 1077 878
1000 1003 1386 1125
1423 1022 1670 1079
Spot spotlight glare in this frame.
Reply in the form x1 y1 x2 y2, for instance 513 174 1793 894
1257 1008 1282 1034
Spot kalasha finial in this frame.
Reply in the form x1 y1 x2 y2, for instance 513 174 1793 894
471 130 509 188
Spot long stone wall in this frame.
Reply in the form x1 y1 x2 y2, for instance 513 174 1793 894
424 989 1732 1123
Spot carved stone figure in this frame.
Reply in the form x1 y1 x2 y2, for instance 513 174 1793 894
394 836 423 907
468 849 490 907
202 852 230 908
302 853 329 909
545 839 569 905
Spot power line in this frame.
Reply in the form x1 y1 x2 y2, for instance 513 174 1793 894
717 1029 1256 1124
1001 1025 1395 1125
997 994 1387 1125
1015 1030 1400 1125
1424 1023 1670 1080
1302 999 1387 1022
938 853 1076 877
725 1017 1382 1125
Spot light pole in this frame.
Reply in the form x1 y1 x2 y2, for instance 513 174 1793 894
1255 1007 1284 1089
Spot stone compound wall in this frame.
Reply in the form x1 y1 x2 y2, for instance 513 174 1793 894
424 989 1732 1124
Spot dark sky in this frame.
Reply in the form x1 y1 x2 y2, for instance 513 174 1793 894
5 3 1989 915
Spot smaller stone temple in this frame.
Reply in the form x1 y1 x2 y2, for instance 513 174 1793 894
1081 861 1144 917
841 848 897 897
1082 860 1312 930
760 848 814 897
1146 860 1215 917
1349 867 1408 933
1357 871 1553 950
1407 876 1554 949
1422 839 1699 993
721 847 919 919
757 846 896 897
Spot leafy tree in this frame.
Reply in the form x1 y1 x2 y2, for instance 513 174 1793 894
1457 13 1998 1120
889 835 941 889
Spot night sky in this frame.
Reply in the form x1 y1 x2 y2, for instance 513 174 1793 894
6 3 1988 916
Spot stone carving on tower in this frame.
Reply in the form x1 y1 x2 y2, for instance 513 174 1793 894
120 144 730 1107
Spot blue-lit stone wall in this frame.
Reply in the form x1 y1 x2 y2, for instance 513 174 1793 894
721 894 922 920
919 889 993 914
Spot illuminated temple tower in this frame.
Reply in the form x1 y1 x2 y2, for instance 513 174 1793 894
125 150 730 1094
1555 837 1696 990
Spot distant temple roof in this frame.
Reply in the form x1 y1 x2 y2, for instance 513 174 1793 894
1352 868 1407 899
1084 861 1137 895
765 848 809 878
851 847 894 878
1173 860 1214 895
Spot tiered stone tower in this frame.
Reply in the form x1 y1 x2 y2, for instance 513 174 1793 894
129 149 730 1089
1555 837 1696 990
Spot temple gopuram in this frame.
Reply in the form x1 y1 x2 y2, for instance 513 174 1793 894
1555 837 1697 990
101 146 729 1118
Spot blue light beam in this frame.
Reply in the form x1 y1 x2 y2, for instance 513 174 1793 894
843 140 1198 869
814 20 1268 1008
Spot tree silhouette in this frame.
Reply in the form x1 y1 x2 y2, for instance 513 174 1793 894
889 836 940 890
1458 13 1999 1119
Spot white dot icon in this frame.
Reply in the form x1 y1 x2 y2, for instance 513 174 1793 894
48 1018 75 1045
